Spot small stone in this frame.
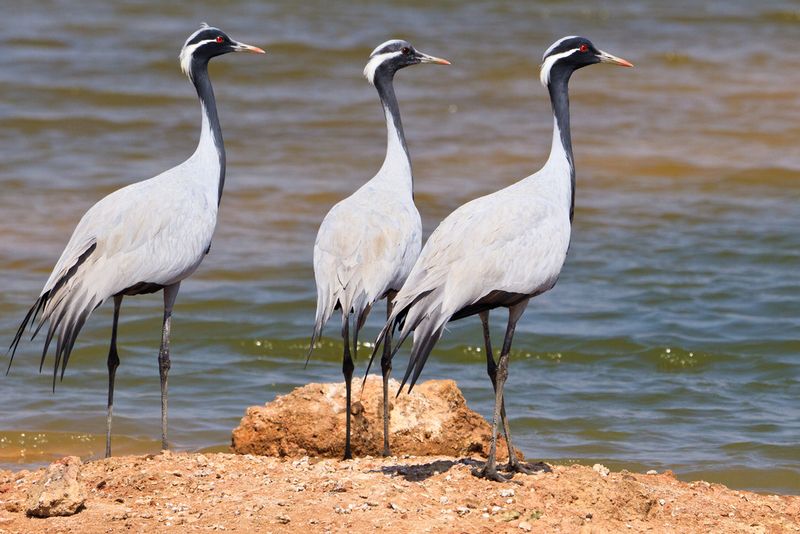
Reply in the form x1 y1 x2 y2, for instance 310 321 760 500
519 521 532 531
659 499 666 506
592 464 610 477
388 502 402 512
499 510 520 522
25 456 86 518
499 488 515 498
277 514 291 524
646 470 658 475
439 496 449 505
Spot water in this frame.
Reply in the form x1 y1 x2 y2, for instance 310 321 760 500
1 1 798 495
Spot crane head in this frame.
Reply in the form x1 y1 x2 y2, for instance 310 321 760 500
364 39 450 85
180 23 265 79
540 36 632 87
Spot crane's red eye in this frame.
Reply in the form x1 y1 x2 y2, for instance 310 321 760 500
215 36 224 43
579 44 588 52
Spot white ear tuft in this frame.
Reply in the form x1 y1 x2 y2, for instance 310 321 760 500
363 51 401 85
539 48 579 87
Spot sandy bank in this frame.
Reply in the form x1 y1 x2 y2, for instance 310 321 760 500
0 451 797 533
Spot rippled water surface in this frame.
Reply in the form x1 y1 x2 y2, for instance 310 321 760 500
1 1 798 494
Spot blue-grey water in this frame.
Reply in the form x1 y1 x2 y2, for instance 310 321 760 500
0 1 798 494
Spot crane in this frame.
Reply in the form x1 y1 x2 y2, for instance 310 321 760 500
367 36 632 481
308 39 449 459
8 24 265 457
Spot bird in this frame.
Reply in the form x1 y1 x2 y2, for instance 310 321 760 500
7 24 265 458
307 39 449 460
366 36 633 481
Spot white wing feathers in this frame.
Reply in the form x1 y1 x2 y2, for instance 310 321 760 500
310 188 421 352
368 176 572 391
9 166 218 386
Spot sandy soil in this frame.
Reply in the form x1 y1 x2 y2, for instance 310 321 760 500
1 451 797 533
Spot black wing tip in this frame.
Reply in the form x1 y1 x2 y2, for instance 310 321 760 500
304 322 324 369
362 318 397 384
6 297 45 375
304 341 315 370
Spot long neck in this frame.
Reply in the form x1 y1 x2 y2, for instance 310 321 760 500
373 70 412 187
546 72 576 222
190 60 226 205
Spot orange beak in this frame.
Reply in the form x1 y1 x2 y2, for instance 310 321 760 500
232 41 266 54
418 52 451 65
597 49 633 67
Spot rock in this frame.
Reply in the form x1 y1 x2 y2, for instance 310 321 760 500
25 456 86 517
231 377 520 459
592 464 610 477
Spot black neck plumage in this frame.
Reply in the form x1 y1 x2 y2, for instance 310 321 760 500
373 69 411 164
547 69 576 222
190 59 226 205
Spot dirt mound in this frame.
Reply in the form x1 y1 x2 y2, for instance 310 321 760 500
0 453 797 533
231 377 517 459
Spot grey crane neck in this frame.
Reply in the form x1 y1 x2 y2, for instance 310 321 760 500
373 70 411 168
190 60 226 205
547 71 576 222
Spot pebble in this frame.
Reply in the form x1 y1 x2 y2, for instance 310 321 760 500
499 488 515 497
646 470 658 475
500 510 520 522
592 464 610 477
277 514 291 524
519 521 532 531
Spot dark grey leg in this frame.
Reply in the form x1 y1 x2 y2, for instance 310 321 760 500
480 312 512 453
381 290 397 457
342 316 354 460
473 300 528 482
105 295 123 458
158 283 180 451
481 311 534 474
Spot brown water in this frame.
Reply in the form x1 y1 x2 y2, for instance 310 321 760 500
1 1 798 494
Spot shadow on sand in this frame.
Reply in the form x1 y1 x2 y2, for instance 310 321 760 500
375 458 552 482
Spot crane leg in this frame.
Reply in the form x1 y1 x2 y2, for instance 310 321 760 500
381 290 397 457
158 283 180 452
480 312 513 452
342 316 354 460
105 295 123 458
473 300 528 482
480 311 535 475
